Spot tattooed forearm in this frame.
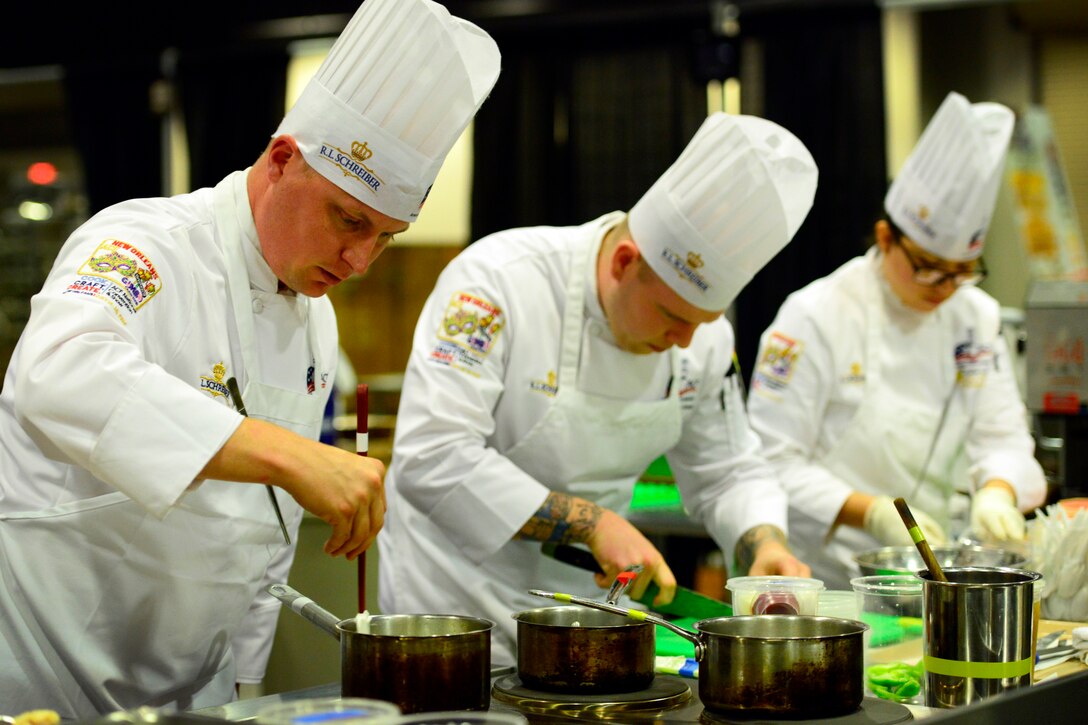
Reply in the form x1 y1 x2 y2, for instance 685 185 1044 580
515 491 603 544
734 524 789 574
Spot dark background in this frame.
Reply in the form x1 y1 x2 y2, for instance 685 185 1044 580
0 0 891 375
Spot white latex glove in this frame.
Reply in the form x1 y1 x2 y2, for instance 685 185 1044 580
1072 626 1088 665
863 495 949 547
970 486 1026 542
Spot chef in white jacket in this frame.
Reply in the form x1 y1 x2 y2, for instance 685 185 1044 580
378 112 818 664
0 0 500 716
747 92 1047 590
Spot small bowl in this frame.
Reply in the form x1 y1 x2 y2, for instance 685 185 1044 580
853 545 1026 577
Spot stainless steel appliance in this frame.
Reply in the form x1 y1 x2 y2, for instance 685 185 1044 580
1024 279 1088 499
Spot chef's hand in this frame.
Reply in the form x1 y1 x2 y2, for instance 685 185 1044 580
970 481 1026 543
734 524 810 576
289 445 386 560
201 418 386 560
749 539 811 577
863 495 947 547
586 508 677 607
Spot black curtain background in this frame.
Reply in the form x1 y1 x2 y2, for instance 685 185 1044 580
471 21 709 239
732 4 888 382
177 45 291 191
61 42 289 216
63 54 165 215
470 3 888 388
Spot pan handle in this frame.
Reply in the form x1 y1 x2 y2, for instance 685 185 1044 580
268 583 342 641
528 588 704 660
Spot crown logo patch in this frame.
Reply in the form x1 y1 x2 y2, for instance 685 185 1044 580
351 141 373 162
686 252 704 269
200 361 230 399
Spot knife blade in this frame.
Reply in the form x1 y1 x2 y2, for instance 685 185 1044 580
541 542 732 619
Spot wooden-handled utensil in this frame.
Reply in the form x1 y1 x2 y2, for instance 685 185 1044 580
893 497 947 582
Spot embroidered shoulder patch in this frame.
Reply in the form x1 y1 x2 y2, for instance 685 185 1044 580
437 292 504 355
64 239 162 322
752 332 803 394
954 331 994 388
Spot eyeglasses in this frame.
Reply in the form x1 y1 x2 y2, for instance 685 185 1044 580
893 238 987 288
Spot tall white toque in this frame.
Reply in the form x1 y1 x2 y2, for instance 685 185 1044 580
885 91 1015 261
628 112 818 312
275 0 501 222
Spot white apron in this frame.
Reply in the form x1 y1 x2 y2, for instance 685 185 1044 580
484 230 683 648
795 275 971 590
0 175 326 717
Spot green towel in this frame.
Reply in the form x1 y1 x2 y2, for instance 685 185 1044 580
863 612 924 647
654 617 702 657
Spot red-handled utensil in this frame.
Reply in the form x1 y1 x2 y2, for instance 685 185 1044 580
357 383 369 613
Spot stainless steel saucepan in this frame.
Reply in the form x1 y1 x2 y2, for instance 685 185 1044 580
530 588 868 718
269 584 494 713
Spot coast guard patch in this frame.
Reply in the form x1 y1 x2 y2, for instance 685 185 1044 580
954 329 993 387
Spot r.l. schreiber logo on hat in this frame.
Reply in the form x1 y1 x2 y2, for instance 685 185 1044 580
317 140 385 194
661 247 709 293
902 203 938 240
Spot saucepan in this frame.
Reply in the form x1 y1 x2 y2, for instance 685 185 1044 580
530 589 868 718
512 605 655 693
269 584 494 713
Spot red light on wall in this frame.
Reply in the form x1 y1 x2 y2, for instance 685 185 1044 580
27 162 58 186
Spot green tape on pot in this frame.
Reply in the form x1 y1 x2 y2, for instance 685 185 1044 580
923 655 1032 679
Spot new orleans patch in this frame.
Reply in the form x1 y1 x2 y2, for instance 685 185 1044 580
752 332 803 395
64 239 162 322
438 292 505 356
427 340 484 377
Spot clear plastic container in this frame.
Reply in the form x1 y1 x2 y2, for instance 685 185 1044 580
850 575 924 705
256 698 402 725
725 575 824 616
817 589 861 620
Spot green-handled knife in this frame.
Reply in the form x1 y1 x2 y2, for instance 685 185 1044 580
541 542 731 620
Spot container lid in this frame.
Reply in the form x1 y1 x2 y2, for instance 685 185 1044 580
256 698 401 725
726 576 825 593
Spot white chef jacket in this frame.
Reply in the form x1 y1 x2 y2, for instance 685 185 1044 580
747 247 1046 589
377 213 788 665
0 171 336 716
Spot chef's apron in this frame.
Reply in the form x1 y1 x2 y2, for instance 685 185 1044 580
0 173 326 717
794 270 971 590
480 223 684 643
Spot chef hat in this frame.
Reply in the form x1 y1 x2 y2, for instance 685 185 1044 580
884 91 1015 261
275 0 501 222
628 112 818 311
